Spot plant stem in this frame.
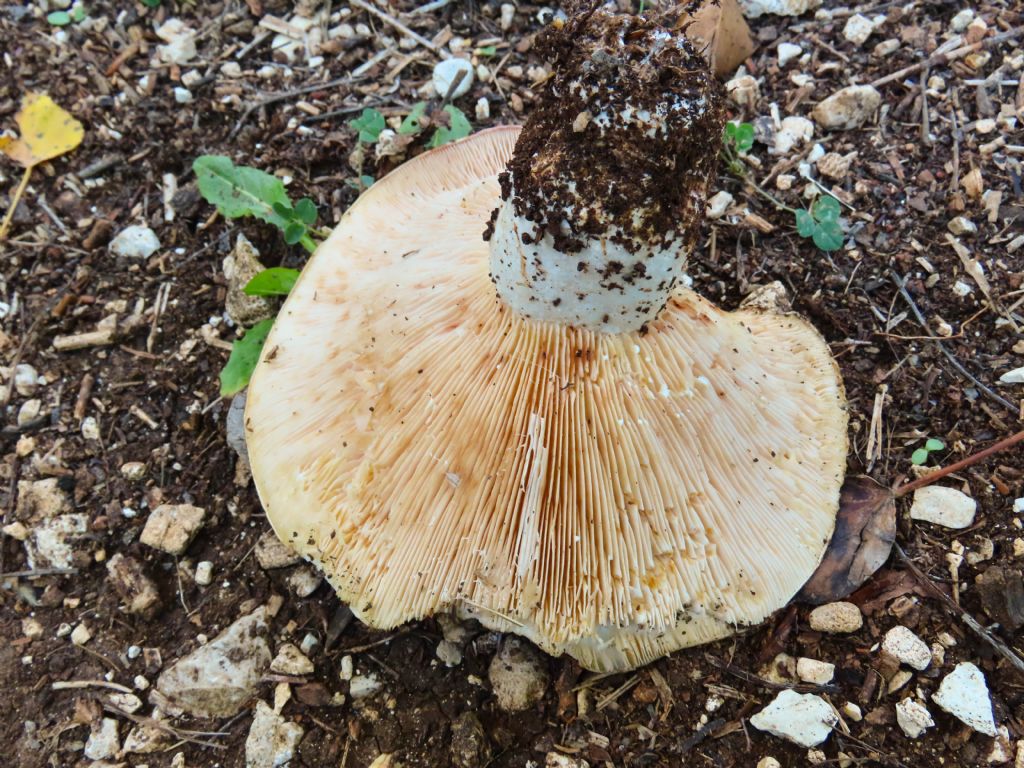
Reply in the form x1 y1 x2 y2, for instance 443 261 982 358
0 165 33 241
722 146 796 214
894 427 1024 497
299 233 318 253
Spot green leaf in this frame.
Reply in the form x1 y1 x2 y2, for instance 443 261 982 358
70 5 86 21
141 0 161 6
349 108 385 143
733 123 754 153
924 438 945 452
428 106 472 148
812 220 844 252
795 209 815 238
813 195 841 223
294 198 317 226
47 10 72 25
910 447 929 466
399 102 428 135
244 267 300 296
283 222 306 245
724 122 738 144
193 155 295 232
220 318 274 396
477 45 497 56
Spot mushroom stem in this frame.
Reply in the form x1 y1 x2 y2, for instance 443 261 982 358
486 4 725 333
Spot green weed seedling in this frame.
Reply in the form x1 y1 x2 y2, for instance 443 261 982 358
795 195 844 252
47 6 86 25
911 438 945 466
351 104 473 149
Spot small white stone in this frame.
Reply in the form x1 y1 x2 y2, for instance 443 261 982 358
432 58 474 99
180 69 203 88
14 364 39 396
71 622 92 646
756 759 782 768
194 560 213 586
882 626 931 671
777 42 802 66
896 699 934 738
796 658 835 685
887 669 914 693
739 0 821 18
1014 538 1024 557
120 461 146 480
774 116 814 154
220 61 242 78
812 85 882 130
1000 367 1024 385
808 602 863 634
127 645 142 659
340 655 354 681
173 87 193 104
750 689 838 747
951 9 975 32
81 416 100 441
841 702 862 722
500 2 515 30
109 692 143 714
17 399 41 427
988 726 1013 764
706 191 734 219
948 216 977 236
134 674 150 690
873 38 899 57
84 718 120 760
287 566 322 598
776 174 795 191
725 74 759 109
843 14 875 46
245 700 304 768
933 662 996 736
953 279 973 297
475 97 490 121
436 639 463 667
909 486 976 529
271 643 314 676
110 225 161 259
807 750 827 766
350 671 382 699
299 633 319 657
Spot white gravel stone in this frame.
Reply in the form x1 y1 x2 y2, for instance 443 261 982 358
436 639 463 667
812 85 882 130
432 58 474 99
270 643 314 676
475 97 490 121
750 689 838 747
739 0 821 18
14 364 39 396
808 602 863 633
777 42 802 66
80 416 100 440
909 486 976 529
120 461 146 480
951 9 974 32
350 671 382 699
154 609 271 718
84 717 120 760
706 191 734 219
757 759 782 768
843 14 875 46
195 560 213 586
499 2 515 30
842 702 862 721
895 699 934 738
245 700 304 768
286 565 322 597
489 637 549 712
948 216 977 235
882 626 931 670
110 225 161 259
255 530 302 569
71 622 92 646
725 74 759 109
17 399 41 426
774 116 814 154
140 504 206 555
933 662 997 736
999 367 1024 384
796 658 835 685
173 87 193 104
873 38 899 56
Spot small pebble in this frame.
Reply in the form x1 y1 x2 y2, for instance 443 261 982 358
777 42 802 66
120 462 147 480
882 625 931 671
173 87 193 104
843 14 875 46
706 190 733 219
808 602 863 633
896 699 934 738
14 364 39 396
432 58 474 99
933 662 996 736
499 2 514 30
81 416 100 441
750 689 838 747
796 658 835 685
71 622 92 646
951 8 974 32
948 216 977 236
110 225 161 259
475 97 490 121
909 486 976 529
195 560 213 586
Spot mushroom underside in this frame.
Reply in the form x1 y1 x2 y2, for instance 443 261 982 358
245 127 848 672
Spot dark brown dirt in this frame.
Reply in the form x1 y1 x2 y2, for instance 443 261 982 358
1 1 1023 767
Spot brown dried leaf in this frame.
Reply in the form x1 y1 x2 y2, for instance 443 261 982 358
798 476 896 605
680 0 756 78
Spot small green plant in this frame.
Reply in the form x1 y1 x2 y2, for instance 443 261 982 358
219 318 274 396
720 124 847 253
141 0 161 6
244 267 301 296
193 155 326 253
350 104 473 149
476 45 497 57
911 438 945 466
795 195 844 252
47 6 86 25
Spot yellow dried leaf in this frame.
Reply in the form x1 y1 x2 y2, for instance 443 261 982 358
0 93 84 169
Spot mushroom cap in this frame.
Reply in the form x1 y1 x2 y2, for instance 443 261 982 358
245 126 848 672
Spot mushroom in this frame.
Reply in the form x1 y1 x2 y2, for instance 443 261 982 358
245 5 848 672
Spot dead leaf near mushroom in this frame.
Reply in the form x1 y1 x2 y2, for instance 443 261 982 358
797 476 897 605
679 0 757 78
245 127 848 672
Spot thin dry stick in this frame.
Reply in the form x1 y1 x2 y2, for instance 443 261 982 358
871 26 1024 87
0 166 32 241
349 0 440 53
894 427 1024 497
894 545 1024 678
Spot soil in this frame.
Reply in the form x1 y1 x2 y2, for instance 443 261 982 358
1 0 1023 767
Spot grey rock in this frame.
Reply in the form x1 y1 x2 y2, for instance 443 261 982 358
488 637 549 712
245 700 304 768
812 85 882 130
227 392 250 463
84 718 120 760
224 234 275 327
109 225 161 259
154 609 271 718
256 530 302 569
140 504 206 555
